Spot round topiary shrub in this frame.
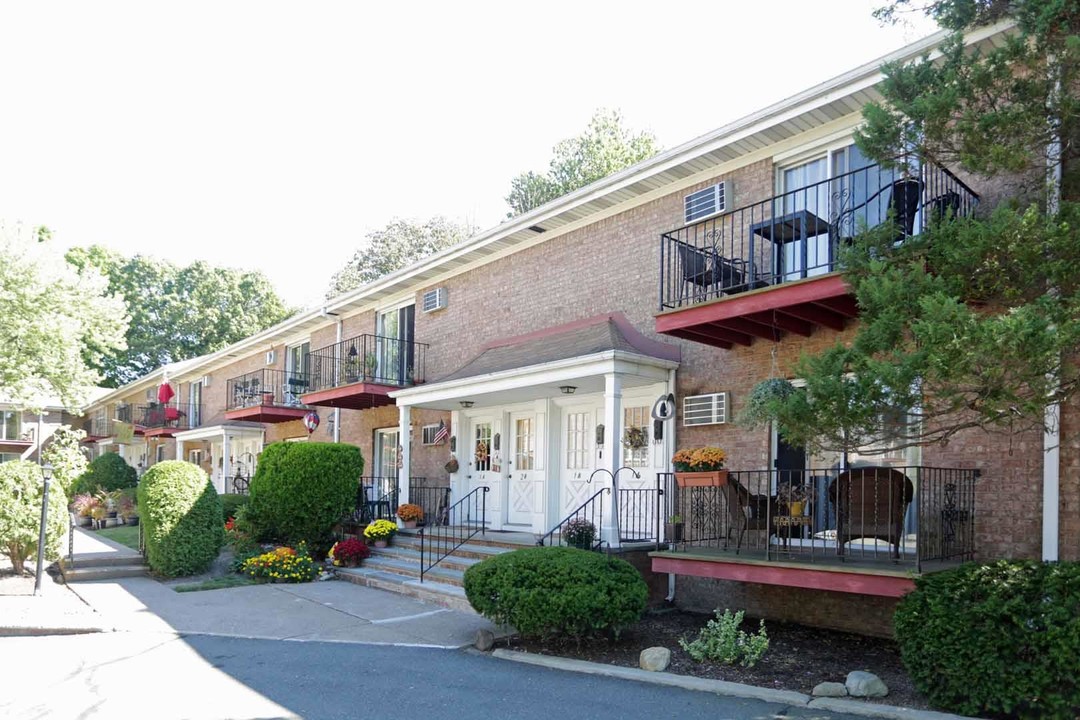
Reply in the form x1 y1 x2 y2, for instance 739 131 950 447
895 560 1080 719
248 442 363 556
0 461 69 573
137 461 224 577
463 546 648 640
72 452 137 495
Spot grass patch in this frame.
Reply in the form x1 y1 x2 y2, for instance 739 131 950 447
173 575 260 593
96 524 141 551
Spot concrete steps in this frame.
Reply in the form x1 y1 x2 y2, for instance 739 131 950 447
59 528 149 583
337 527 529 611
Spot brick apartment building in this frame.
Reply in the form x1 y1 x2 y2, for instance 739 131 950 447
80 19 1076 635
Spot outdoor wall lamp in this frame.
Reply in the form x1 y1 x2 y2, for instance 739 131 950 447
459 401 474 408
559 385 577 395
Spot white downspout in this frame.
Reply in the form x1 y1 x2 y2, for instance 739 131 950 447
1042 57 1062 562
334 317 342 444
665 367 677 603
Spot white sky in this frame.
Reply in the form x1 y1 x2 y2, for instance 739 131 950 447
0 1 934 309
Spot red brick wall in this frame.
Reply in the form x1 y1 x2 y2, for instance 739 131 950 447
676 577 899 638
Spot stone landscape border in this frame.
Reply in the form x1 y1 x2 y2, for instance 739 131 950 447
490 649 979 720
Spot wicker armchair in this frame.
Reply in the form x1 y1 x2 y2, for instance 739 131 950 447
829 467 914 559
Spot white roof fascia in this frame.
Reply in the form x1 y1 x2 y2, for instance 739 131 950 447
390 350 678 407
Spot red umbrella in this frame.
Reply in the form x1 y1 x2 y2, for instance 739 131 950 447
158 381 175 404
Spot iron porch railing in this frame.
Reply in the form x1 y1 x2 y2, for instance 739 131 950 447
662 465 979 572
226 368 311 410
659 156 980 311
336 477 449 537
136 402 201 430
306 334 428 393
419 486 488 582
537 487 611 551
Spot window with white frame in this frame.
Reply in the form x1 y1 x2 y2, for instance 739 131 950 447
421 424 440 445
565 412 589 469
622 406 650 468
1 410 20 441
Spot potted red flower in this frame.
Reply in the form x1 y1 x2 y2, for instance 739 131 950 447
328 538 371 568
673 447 728 487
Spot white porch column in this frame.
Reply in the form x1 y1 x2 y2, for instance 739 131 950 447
398 404 411 505
602 373 623 548
176 439 186 465
222 433 232 496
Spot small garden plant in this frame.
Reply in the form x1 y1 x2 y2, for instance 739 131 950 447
364 519 397 542
679 609 770 667
396 503 424 523
328 538 371 567
241 544 320 583
562 518 596 549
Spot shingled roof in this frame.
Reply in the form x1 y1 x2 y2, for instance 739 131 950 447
436 313 681 384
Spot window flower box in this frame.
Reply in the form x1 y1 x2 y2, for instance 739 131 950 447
675 470 728 488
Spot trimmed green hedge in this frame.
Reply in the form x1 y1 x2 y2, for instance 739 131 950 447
895 561 1080 719
248 442 363 556
137 461 224 577
72 452 137 495
463 546 647 639
220 493 249 521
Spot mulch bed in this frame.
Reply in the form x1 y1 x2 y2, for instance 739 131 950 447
507 608 929 711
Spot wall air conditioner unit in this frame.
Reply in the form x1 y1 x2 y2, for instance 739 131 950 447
422 287 448 313
683 392 728 426
265 350 275 365
684 182 727 223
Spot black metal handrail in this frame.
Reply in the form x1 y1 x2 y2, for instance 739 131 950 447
536 487 611 551
659 155 980 311
136 402 201 430
337 476 428 536
419 486 488 582
306 334 428 393
226 368 311 410
662 465 979 570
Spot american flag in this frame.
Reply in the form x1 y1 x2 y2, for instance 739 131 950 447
433 420 449 445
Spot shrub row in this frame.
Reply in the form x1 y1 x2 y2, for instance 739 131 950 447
464 546 647 640
248 442 362 556
137 461 223 577
895 560 1080 719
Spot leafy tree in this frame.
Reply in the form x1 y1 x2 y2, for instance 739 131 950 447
745 1 1080 454
42 426 89 495
66 247 293 387
0 223 127 409
0 460 69 574
326 217 475 298
505 109 660 216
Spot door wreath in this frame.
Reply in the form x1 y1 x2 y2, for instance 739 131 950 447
474 441 489 465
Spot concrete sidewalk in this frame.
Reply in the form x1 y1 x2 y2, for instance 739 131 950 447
2 526 499 646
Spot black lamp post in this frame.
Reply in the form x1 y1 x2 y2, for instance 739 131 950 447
33 463 53 596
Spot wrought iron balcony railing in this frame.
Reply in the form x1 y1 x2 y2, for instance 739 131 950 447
226 368 311 410
661 465 979 572
137 402 201 430
659 157 980 311
306 334 428 393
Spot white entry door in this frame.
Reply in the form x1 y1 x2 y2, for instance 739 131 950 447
560 405 599 517
468 417 501 528
507 412 544 531
619 404 658 541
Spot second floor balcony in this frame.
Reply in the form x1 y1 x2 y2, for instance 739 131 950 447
137 402 200 436
301 334 428 410
656 156 979 348
225 368 312 424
